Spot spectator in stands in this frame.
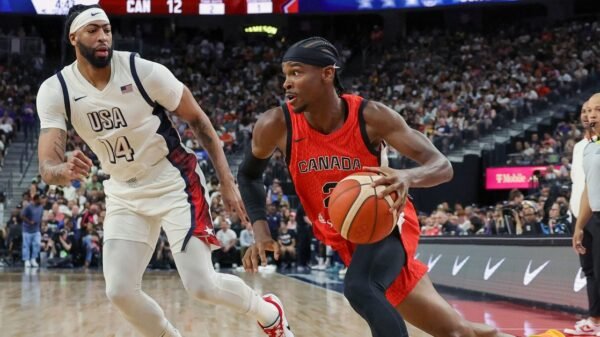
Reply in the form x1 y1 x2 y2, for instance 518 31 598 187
210 192 224 216
483 206 510 235
207 176 220 196
150 230 174 270
20 193 43 268
86 174 102 191
48 228 74 268
213 220 238 268
439 211 462 235
40 220 54 259
277 221 296 269
239 222 254 263
508 189 524 207
517 201 549 235
5 208 22 263
548 202 570 235
421 217 441 236
294 206 312 270
266 204 282 240
81 222 101 268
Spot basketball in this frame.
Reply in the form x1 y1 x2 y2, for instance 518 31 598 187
328 172 398 244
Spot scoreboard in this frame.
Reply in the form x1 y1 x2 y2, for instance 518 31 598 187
1 0 523 15
7 0 298 15
109 0 298 15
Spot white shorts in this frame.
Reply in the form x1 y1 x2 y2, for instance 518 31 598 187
103 148 219 252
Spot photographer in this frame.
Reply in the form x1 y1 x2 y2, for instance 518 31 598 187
548 202 570 234
486 206 510 235
48 229 74 268
513 201 549 235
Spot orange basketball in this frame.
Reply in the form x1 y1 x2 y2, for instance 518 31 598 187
328 172 398 244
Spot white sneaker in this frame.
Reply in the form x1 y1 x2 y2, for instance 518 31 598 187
564 318 600 335
24 260 31 268
311 263 326 271
259 294 294 337
30 259 39 268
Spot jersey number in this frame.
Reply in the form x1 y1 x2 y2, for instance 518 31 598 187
322 182 338 208
99 136 135 163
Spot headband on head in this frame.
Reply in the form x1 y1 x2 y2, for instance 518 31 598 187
282 45 339 68
282 42 345 92
69 8 110 35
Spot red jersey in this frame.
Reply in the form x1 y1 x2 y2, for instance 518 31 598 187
283 94 428 306
284 94 384 250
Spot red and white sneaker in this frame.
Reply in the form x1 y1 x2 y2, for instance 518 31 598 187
564 318 600 335
258 294 294 337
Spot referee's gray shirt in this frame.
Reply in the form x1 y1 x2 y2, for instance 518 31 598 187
583 141 600 212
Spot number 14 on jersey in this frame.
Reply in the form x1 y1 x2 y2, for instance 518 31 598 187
99 136 135 163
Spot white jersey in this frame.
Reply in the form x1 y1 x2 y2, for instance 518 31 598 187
584 141 600 212
570 137 589 215
36 51 184 182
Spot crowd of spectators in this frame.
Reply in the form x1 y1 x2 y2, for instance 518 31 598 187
507 120 584 167
420 185 573 237
4 17 600 270
420 104 583 237
420 118 578 237
354 20 600 154
0 53 43 170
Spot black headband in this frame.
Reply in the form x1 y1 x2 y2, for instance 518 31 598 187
282 45 339 68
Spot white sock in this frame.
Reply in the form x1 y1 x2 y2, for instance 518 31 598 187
172 238 279 327
248 292 279 327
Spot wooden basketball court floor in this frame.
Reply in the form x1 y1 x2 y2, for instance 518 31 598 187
0 268 430 337
0 268 579 337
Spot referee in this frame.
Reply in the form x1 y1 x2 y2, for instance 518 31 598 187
570 94 600 335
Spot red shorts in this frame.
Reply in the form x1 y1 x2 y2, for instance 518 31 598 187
329 201 427 307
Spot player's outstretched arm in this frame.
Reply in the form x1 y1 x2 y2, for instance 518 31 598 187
172 86 247 219
362 101 453 211
238 107 287 272
38 128 92 186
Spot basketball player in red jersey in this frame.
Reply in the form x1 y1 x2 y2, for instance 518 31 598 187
238 37 513 337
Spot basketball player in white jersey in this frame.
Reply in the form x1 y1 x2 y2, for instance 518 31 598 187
36 5 293 337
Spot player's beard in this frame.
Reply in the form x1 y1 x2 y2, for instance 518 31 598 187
77 41 113 68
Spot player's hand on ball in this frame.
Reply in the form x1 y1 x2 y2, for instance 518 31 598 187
63 150 93 183
242 238 280 273
220 180 250 225
573 229 586 255
363 166 410 213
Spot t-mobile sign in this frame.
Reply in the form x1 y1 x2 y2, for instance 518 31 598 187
485 166 557 190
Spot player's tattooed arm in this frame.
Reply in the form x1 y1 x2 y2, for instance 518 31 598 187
39 128 69 185
173 86 234 184
173 86 249 221
38 128 92 186
188 118 215 148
